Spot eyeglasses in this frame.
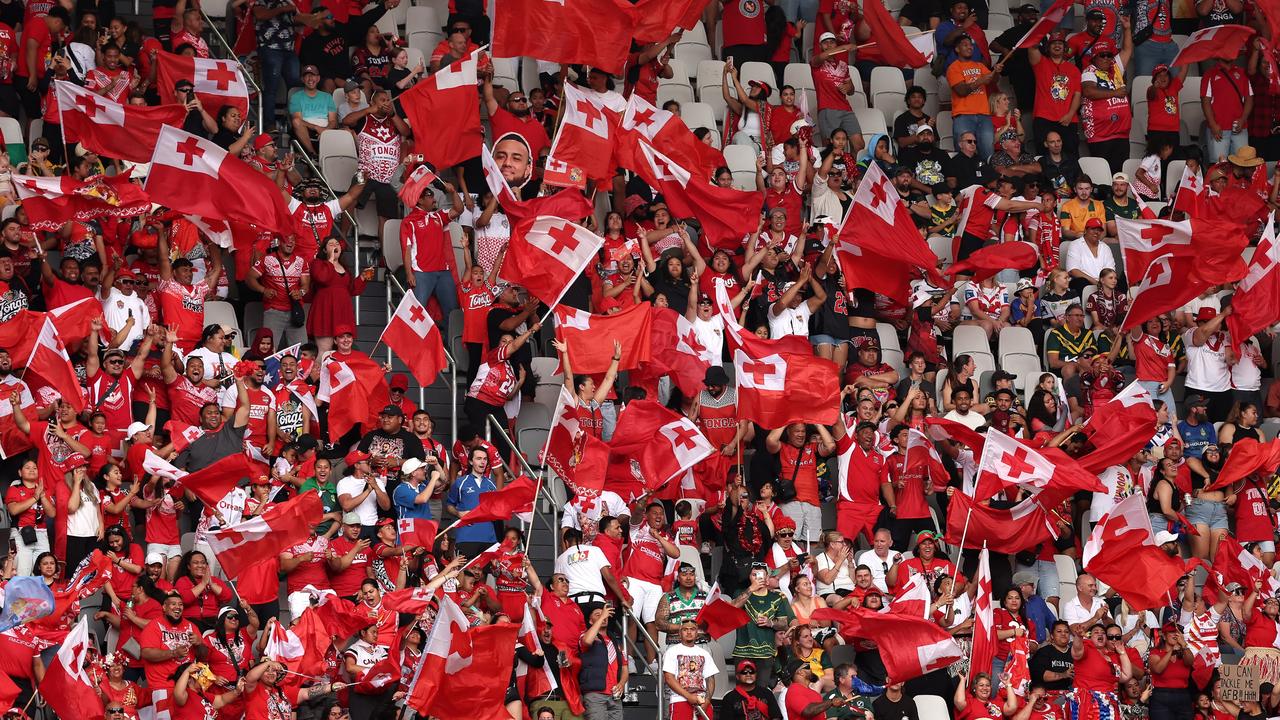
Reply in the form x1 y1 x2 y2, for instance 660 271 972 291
118 279 135 285
960 138 976 144
107 358 126 365
107 709 125 714
552 576 568 583
509 96 527 103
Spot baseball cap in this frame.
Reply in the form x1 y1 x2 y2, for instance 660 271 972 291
390 373 409 391
915 125 935 136
1112 172 1129 184
174 79 194 90
344 449 371 465
1015 3 1038 11
1152 64 1170 77
126 421 151 438
818 31 837 43
341 511 361 525
915 530 938 545
736 659 758 672
250 475 271 486
65 454 88 470
998 128 1020 143
991 370 1017 382
380 404 404 417
1085 39 1118 59
1084 217 1105 230
1085 8 1107 20
401 457 426 475
1154 530 1179 545
145 552 165 565
1195 307 1218 322
333 323 355 337
1186 394 1209 409
1012 570 1038 586
302 65 320 76
253 134 275 151
376 517 395 528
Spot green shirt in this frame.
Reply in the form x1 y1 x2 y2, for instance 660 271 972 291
1045 325 1096 362
824 689 874 719
300 477 338 533
1103 196 1141 222
733 591 794 659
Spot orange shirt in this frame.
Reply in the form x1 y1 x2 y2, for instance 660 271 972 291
947 60 992 117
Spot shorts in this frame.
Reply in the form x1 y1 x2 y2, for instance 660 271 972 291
956 232 986 264
147 542 183 560
810 334 838 346
625 577 665 623
818 108 862 143
359 179 400 219
1185 497 1230 531
847 326 877 347
781 500 823 543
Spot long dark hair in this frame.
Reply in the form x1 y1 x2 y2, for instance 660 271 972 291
174 550 207 583
764 5 790 57
1026 389 1059 428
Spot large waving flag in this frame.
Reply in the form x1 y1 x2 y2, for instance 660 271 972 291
55 80 187 163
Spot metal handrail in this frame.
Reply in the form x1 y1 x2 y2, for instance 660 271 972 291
483 415 561 540
199 9 265 130
381 269 459 455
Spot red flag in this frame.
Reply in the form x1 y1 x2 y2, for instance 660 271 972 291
553 302 653 373
1172 24 1257 67
381 291 448 387
1012 0 1076 49
977 428 1104 497
455 475 536 527
492 0 639 74
206 491 324 578
0 673 17 713
542 386 585 485
621 93 723 178
17 315 86 413
945 491 1057 553
924 417 987 453
1171 164 1204 217
1083 494 1197 611
396 518 439 548
55 80 187 163
312 593 376 640
480 145 594 226
164 420 204 452
944 242 1039 282
353 653 403 694
695 584 750 639
13 172 151 231
546 83 619 182
1007 634 1032 696
47 298 105 353
38 618 102 720
383 586 437 615
175 454 250 507
608 400 715 491
1203 438 1280 492
621 133 760 249
317 350 390 442
730 329 840 429
628 306 711 397
155 51 249 119
839 162 947 287
267 608 330 677
1116 217 1249 330
406 595 518 720
858 0 931 67
398 163 438 209
970 548 996 678
812 606 963 682
1079 382 1158 473
516 605 557 703
503 216 604 308
400 49 483 169
836 234 915 305
146 125 294 236
633 0 708 41
1208 535 1276 603
1227 219 1280 353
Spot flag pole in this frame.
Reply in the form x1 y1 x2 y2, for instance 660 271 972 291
953 505 975 559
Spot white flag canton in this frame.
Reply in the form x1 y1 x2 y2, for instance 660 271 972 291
981 430 1054 488
57 80 125 126
734 349 787 391
12 174 64 200
639 139 692 186
193 58 248 96
622 93 672 139
554 305 591 331
206 515 272 554
393 292 437 338
562 82 611 138
1239 221 1277 293
852 162 900 225
527 216 604 269
433 48 480 90
151 125 226 178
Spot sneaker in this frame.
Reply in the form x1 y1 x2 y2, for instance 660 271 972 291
700 541 711 554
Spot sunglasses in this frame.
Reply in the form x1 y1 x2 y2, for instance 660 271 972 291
777 531 794 537
1106 634 1122 640
107 358 126 364
738 669 756 675
510 97 527 103
107 709 126 714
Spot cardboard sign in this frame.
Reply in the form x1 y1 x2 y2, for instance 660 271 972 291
1219 664 1259 702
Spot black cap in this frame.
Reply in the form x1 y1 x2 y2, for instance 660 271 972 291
1085 8 1106 20
704 366 729 386
380 404 404 417
991 370 1016 382
994 388 1016 398
1015 3 1038 11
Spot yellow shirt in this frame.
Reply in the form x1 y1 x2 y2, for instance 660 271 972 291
1058 197 1106 235
947 60 991 117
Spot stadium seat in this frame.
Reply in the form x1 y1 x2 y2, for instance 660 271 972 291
675 24 713 76
1178 79 1202 141
406 7 443 57
1003 354 1044 398
997 326 1036 364
658 83 696 108
869 66 907 104
737 62 778 102
935 111 953 151
530 357 563 386
723 145 759 190
681 102 717 132
490 57 520 92
319 130 358 191
915 696 950 720
1079 156 1113 186
204 302 244 352
202 0 230 17
695 59 728 119
1164 159 1186 201
876 92 907 131
853 107 888 138
928 235 954 266
381 220 403 274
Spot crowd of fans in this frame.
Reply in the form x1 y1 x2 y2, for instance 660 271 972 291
0 0 1277 719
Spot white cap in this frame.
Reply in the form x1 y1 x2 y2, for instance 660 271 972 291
819 32 837 43
401 457 426 476
126 421 151 438
1154 530 1179 545
145 552 165 565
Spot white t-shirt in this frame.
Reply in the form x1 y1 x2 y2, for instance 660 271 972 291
1061 595 1106 628
554 543 610 596
768 302 813 339
100 288 150 348
1090 464 1137 522
1063 239 1115 280
943 409 986 431
1183 328 1232 393
186 347 239 381
336 474 386 526
662 643 718 703
560 490 630 539
1179 294 1221 318
1231 337 1262 392
66 484 101 537
691 315 725 366
814 551 855 596
856 549 898 592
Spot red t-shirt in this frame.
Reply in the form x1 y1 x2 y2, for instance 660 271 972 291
778 442 820 506
155 279 209 352
40 274 94 310
958 186 1004 239
459 280 495 345
1201 64 1252 127
253 253 310 312
86 369 136 434
1131 332 1173 383
880 451 930 519
785 683 824 719
490 107 551 162
1073 643 1121 693
400 208 452 274
1148 647 1191 688
722 0 767 47
166 375 218 427
244 386 276 450
813 59 852 112
836 433 885 504
75 429 116 474
1147 77 1183 133
764 183 804 237
328 535 372 597
138 617 200 688
1031 59 1081 122
3 483 47 528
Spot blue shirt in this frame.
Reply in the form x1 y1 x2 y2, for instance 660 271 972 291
393 480 434 520
933 21 986 68
1025 594 1056 643
288 90 336 126
447 473 498 543
1177 419 1215 458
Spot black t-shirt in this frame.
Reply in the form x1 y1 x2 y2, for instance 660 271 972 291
872 694 921 720
898 145 947 188
211 127 239 150
299 30 352 80
893 110 931 144
357 428 425 464
486 304 534 368
647 271 690 316
994 22 1035 82
812 272 851 340
1040 153 1083 198
945 152 987 191
1029 643 1074 691
718 685 783 720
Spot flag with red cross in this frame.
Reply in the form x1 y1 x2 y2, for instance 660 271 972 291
503 215 605 309
56 80 187 163
155 50 249 119
380 291 448 387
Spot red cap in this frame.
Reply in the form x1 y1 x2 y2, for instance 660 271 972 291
377 517 395 527
1084 39 1118 61
250 475 271 486
344 450 371 465
1084 217 1105 230
773 514 796 530
253 134 275 151
334 323 355 337
1196 307 1218 322
130 229 159 249
116 266 137 281
65 454 88 470
390 373 409 391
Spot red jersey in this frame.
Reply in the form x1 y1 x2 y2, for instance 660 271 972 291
467 346 517 406
1201 64 1252 127
1080 60 1131 143
155 279 209 352
4 483 48 528
401 208 452 274
244 386 276 450
764 183 804 236
836 433 885 504
813 58 852 112
283 535 331 594
253 253 310 312
1234 478 1274 543
328 536 372 597
880 450 931 519
777 442 820 505
166 375 218 427
623 525 672 584
138 617 200 688
1031 59 1081 122
75 429 116 474
721 0 766 47
459 280 495 345
696 392 739 448
957 186 1004 239
1147 76 1183 133
1131 332 1173 383
287 198 340 259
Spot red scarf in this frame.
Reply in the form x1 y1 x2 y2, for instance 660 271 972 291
734 685 770 715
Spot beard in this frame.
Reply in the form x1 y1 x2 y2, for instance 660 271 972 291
510 106 531 118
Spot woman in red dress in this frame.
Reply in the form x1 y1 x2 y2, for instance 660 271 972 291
98 653 144 720
308 237 374 354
